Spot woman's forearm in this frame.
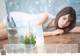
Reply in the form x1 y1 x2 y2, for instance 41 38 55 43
43 29 64 37
70 27 80 32
43 31 59 37
43 32 53 37
0 28 8 40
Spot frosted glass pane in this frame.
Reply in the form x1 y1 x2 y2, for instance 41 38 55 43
5 0 48 14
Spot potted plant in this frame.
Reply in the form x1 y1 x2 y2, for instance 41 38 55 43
20 33 36 50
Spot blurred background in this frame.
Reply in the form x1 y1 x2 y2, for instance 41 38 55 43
0 0 80 21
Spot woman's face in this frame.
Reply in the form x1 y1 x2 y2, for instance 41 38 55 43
58 14 71 28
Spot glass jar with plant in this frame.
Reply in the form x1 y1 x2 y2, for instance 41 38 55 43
20 33 36 50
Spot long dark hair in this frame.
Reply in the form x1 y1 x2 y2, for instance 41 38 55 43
55 6 76 33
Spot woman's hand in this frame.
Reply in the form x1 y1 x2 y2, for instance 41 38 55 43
51 29 64 35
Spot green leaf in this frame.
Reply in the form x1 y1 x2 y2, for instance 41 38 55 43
20 34 36 44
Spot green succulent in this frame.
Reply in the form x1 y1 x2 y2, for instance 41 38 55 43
20 34 36 44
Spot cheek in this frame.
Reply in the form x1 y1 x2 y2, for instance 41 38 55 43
58 18 63 25
58 19 60 26
58 20 62 28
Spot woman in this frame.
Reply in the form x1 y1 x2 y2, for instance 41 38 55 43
0 6 77 40
41 6 76 36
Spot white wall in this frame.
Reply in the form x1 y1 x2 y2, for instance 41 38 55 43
0 0 7 21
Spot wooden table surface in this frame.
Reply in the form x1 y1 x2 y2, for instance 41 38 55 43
0 32 80 51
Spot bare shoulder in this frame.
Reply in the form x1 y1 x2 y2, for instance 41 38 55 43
39 13 49 20
36 13 49 24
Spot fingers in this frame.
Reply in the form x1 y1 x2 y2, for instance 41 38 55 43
58 29 64 35
51 29 64 36
56 29 64 35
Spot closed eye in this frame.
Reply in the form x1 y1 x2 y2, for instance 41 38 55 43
63 18 66 20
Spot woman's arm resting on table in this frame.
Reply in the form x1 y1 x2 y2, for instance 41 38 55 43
43 29 64 36
70 27 80 32
0 22 8 40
